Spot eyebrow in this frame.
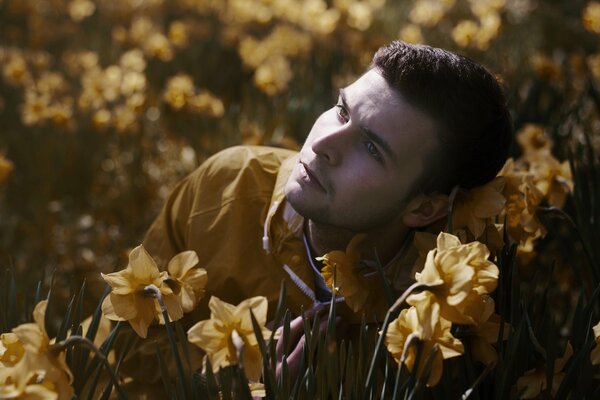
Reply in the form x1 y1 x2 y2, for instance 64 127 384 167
339 88 399 165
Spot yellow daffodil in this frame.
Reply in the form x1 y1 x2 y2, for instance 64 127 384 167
451 177 506 239
187 296 272 382
166 250 207 314
0 155 14 185
516 342 573 398
0 300 73 400
101 244 183 338
319 234 369 313
466 313 510 366
516 124 553 155
385 306 464 387
526 150 573 209
0 333 24 368
407 232 499 325
499 161 546 244
590 321 600 365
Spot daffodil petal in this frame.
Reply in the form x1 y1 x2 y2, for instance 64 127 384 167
167 250 199 279
129 245 160 282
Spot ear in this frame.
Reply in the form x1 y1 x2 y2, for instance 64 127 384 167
402 194 448 228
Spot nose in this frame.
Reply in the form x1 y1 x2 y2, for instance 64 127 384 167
310 124 350 166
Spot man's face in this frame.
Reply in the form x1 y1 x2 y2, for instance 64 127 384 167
284 69 439 231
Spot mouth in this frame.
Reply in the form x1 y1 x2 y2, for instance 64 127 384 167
299 162 326 192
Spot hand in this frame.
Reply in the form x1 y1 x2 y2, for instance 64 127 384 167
275 304 347 383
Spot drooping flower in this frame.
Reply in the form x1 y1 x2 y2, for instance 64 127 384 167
166 250 207 314
319 234 369 313
0 333 24 368
187 296 272 382
0 155 14 185
101 244 183 338
466 313 510 366
590 321 600 365
407 232 499 325
516 342 573 398
451 177 506 239
516 124 553 155
385 306 464 387
0 301 73 400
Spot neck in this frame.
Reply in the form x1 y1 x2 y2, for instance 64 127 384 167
305 219 411 265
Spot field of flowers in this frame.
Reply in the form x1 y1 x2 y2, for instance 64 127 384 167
2 0 600 398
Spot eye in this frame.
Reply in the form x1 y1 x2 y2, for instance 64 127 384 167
364 141 382 161
335 101 349 123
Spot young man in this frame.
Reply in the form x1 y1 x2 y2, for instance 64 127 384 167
142 41 511 325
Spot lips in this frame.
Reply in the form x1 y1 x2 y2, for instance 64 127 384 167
299 162 326 192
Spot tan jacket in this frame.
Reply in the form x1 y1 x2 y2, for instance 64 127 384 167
143 146 419 324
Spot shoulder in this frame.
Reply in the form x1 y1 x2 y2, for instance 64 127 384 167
197 145 297 179
183 145 297 205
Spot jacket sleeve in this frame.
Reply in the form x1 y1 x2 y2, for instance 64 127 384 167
142 172 196 269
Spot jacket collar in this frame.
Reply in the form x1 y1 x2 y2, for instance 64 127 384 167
262 153 303 254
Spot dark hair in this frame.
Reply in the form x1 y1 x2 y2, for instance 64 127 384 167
372 41 512 194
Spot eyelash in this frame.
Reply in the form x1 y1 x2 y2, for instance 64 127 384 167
335 98 383 162
335 101 349 122
364 141 382 161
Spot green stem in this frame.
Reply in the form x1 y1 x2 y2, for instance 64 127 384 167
363 282 431 394
145 284 189 399
53 336 128 400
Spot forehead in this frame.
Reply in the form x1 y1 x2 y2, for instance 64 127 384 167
343 69 439 165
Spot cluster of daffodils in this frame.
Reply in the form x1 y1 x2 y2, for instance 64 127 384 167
101 244 207 338
101 244 272 384
0 301 73 399
386 232 502 386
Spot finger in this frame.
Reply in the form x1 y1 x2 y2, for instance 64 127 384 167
276 334 306 381
275 313 305 360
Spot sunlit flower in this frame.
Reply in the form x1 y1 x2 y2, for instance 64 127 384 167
347 2 373 31
68 0 95 22
385 306 464 387
452 20 479 48
2 54 31 86
0 301 73 400
21 90 50 126
0 333 24 367
319 234 370 313
168 21 189 48
254 56 293 96
526 151 573 209
409 0 456 27
516 342 573 398
188 92 225 117
0 155 14 185
500 161 546 243
119 49 146 72
91 109 111 130
187 296 272 382
583 2 600 33
399 24 425 44
451 177 505 239
589 53 600 82
144 33 174 62
166 250 207 313
101 244 183 338
590 321 600 365
164 74 195 110
112 105 138 134
517 124 553 154
407 232 499 325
